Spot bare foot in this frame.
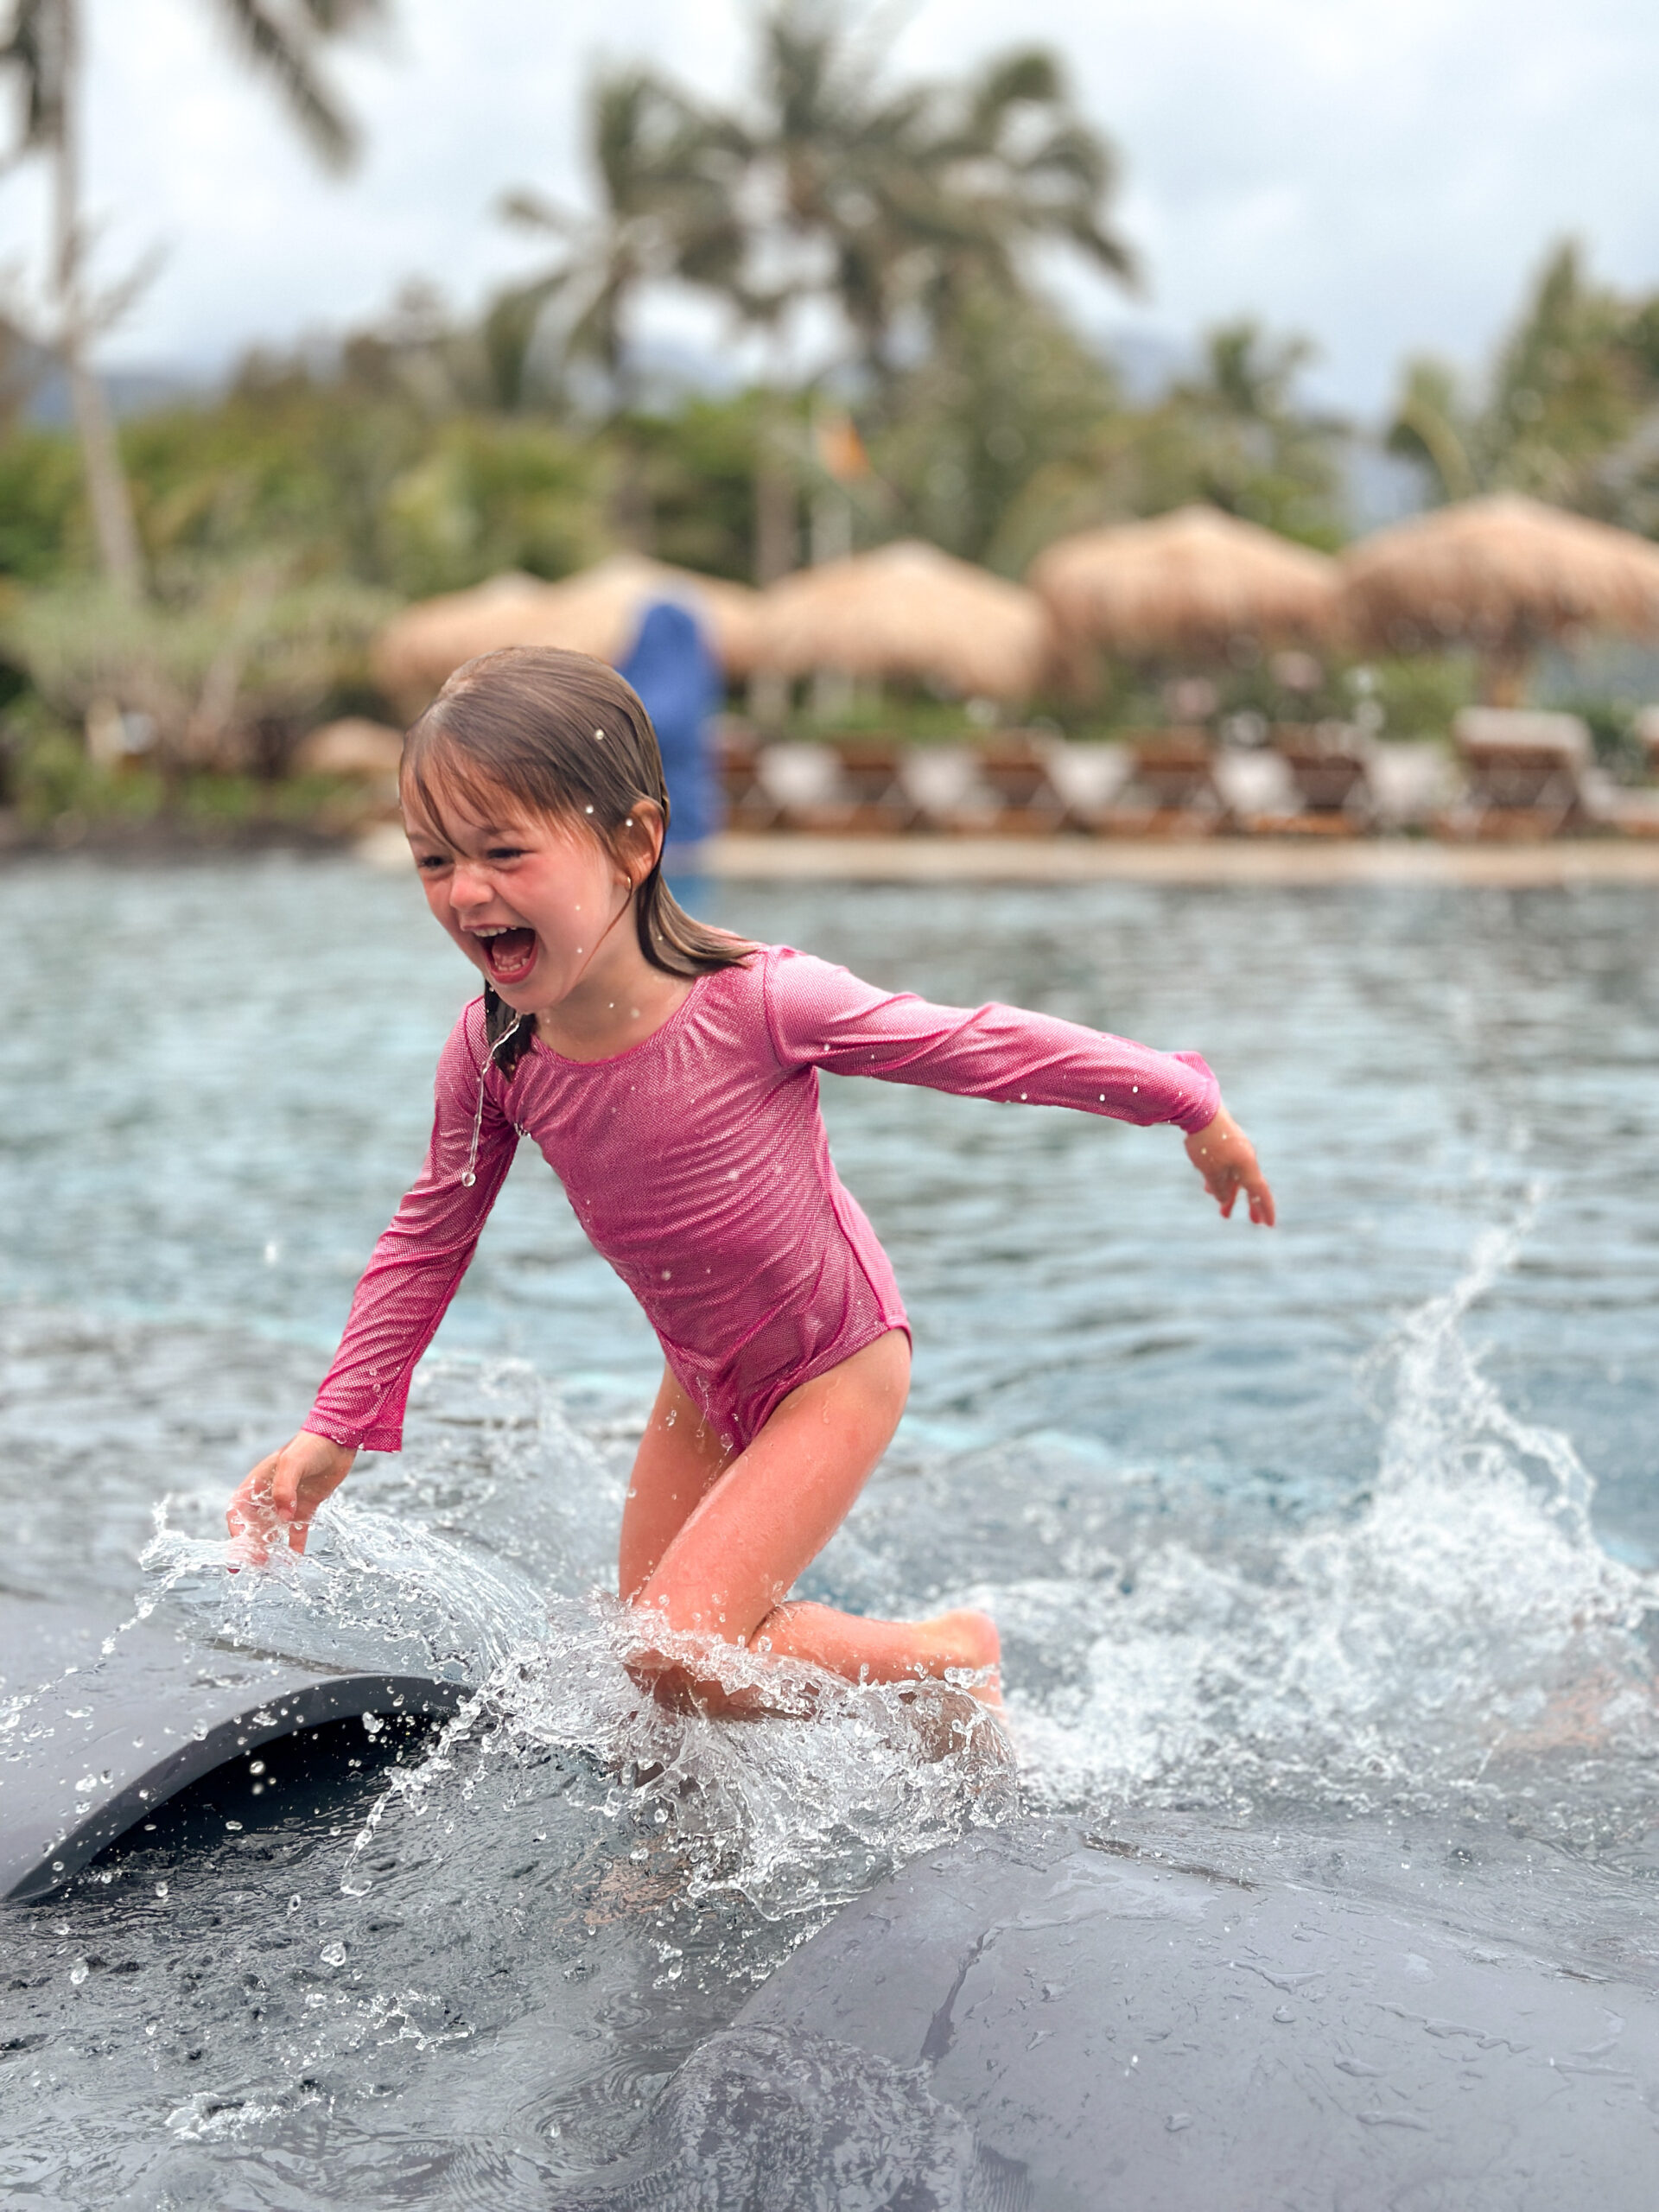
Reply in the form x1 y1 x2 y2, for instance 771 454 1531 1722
918 1608 1003 1707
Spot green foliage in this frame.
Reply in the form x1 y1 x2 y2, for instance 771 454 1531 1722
113 353 607 599
1349 654 1478 741
1386 240 1659 531
1094 321 1347 546
0 429 84 580
870 287 1119 571
1535 693 1650 780
2 564 396 770
624 396 765 582
379 418 606 597
905 314 1348 563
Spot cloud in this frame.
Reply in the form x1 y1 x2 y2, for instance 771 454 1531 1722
0 0 1652 416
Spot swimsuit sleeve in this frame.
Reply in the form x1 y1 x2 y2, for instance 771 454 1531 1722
759 945 1220 1135
303 1001 520 1453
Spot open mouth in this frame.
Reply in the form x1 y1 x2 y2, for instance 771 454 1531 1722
472 925 538 983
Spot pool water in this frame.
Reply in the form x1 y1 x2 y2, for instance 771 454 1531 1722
3 855 1658 2206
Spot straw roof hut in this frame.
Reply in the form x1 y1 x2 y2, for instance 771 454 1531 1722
1338 493 1659 701
751 540 1052 701
372 555 763 709
1029 505 1342 663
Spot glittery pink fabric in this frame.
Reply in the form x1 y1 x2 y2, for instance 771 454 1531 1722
304 944 1220 1456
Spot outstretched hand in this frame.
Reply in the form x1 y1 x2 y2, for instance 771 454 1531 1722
226 1432 356 1563
1185 1105 1275 1226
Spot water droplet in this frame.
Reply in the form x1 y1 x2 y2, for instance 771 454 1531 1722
224 1819 243 1833
1166 2113 1192 2133
248 1758 265 1776
461 1172 476 1188
69 1960 89 1986
1273 2005 1294 2023
321 1941 347 1967
155 1881 169 1899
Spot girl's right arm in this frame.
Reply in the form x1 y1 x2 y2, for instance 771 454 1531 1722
226 1003 521 1560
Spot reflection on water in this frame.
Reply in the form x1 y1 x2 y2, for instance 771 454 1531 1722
3 857 1659 2204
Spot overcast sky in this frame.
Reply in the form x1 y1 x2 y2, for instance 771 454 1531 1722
3 0 1655 419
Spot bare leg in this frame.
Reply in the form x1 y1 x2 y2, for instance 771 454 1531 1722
619 1364 733 1602
622 1333 1000 1714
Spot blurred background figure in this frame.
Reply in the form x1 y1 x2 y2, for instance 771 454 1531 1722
619 599 723 912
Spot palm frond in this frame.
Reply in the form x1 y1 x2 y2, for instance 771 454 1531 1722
211 0 360 169
0 0 68 155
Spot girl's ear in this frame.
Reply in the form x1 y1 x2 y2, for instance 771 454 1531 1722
618 799 665 886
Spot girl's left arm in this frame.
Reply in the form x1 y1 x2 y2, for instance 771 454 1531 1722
761 947 1273 1222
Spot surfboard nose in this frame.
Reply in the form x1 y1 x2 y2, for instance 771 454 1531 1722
0 1598 467 1901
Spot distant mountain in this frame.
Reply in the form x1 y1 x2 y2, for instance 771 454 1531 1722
23 359 217 427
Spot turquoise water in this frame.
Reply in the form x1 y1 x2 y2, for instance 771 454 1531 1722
3 855 1658 2205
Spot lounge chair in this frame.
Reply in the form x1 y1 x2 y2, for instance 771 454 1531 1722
1368 741 1459 830
752 741 854 831
1588 704 1659 836
826 737 919 831
976 734 1069 833
1096 729 1229 836
1211 746 1301 831
1040 741 1135 833
716 722 778 830
896 746 1001 833
1441 709 1594 838
1268 723 1377 831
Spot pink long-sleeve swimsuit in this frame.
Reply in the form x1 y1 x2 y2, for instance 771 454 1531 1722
304 944 1219 1457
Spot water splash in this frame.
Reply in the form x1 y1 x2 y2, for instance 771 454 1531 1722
137 1355 625 1681
351 1596 1015 1923
129 1346 1015 1918
1008 1212 1659 1828
142 1496 550 1683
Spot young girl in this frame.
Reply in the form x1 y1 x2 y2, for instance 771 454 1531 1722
226 647 1274 1712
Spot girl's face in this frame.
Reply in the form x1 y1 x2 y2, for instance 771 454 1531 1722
403 777 643 1016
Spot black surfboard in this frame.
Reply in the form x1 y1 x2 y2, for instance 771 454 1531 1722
556 1817 1659 2210
0 1597 466 1901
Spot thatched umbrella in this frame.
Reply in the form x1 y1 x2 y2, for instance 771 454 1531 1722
372 555 763 709
751 540 1052 701
1029 505 1342 664
1338 494 1659 703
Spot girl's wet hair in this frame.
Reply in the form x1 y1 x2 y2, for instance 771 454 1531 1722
403 644 752 1076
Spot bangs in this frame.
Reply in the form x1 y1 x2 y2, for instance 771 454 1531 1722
400 723 573 848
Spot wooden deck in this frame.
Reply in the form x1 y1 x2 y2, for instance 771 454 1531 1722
702 832 1659 887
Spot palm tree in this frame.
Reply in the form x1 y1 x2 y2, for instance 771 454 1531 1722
709 3 1136 588
1386 241 1649 515
726 6 1134 385
907 48 1135 368
486 66 742 416
0 0 387 598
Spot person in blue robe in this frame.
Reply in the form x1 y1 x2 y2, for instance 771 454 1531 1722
618 600 722 912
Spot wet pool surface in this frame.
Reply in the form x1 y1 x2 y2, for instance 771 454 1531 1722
3 855 1658 2206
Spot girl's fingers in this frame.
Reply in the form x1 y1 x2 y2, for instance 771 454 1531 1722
226 1466 279 1565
